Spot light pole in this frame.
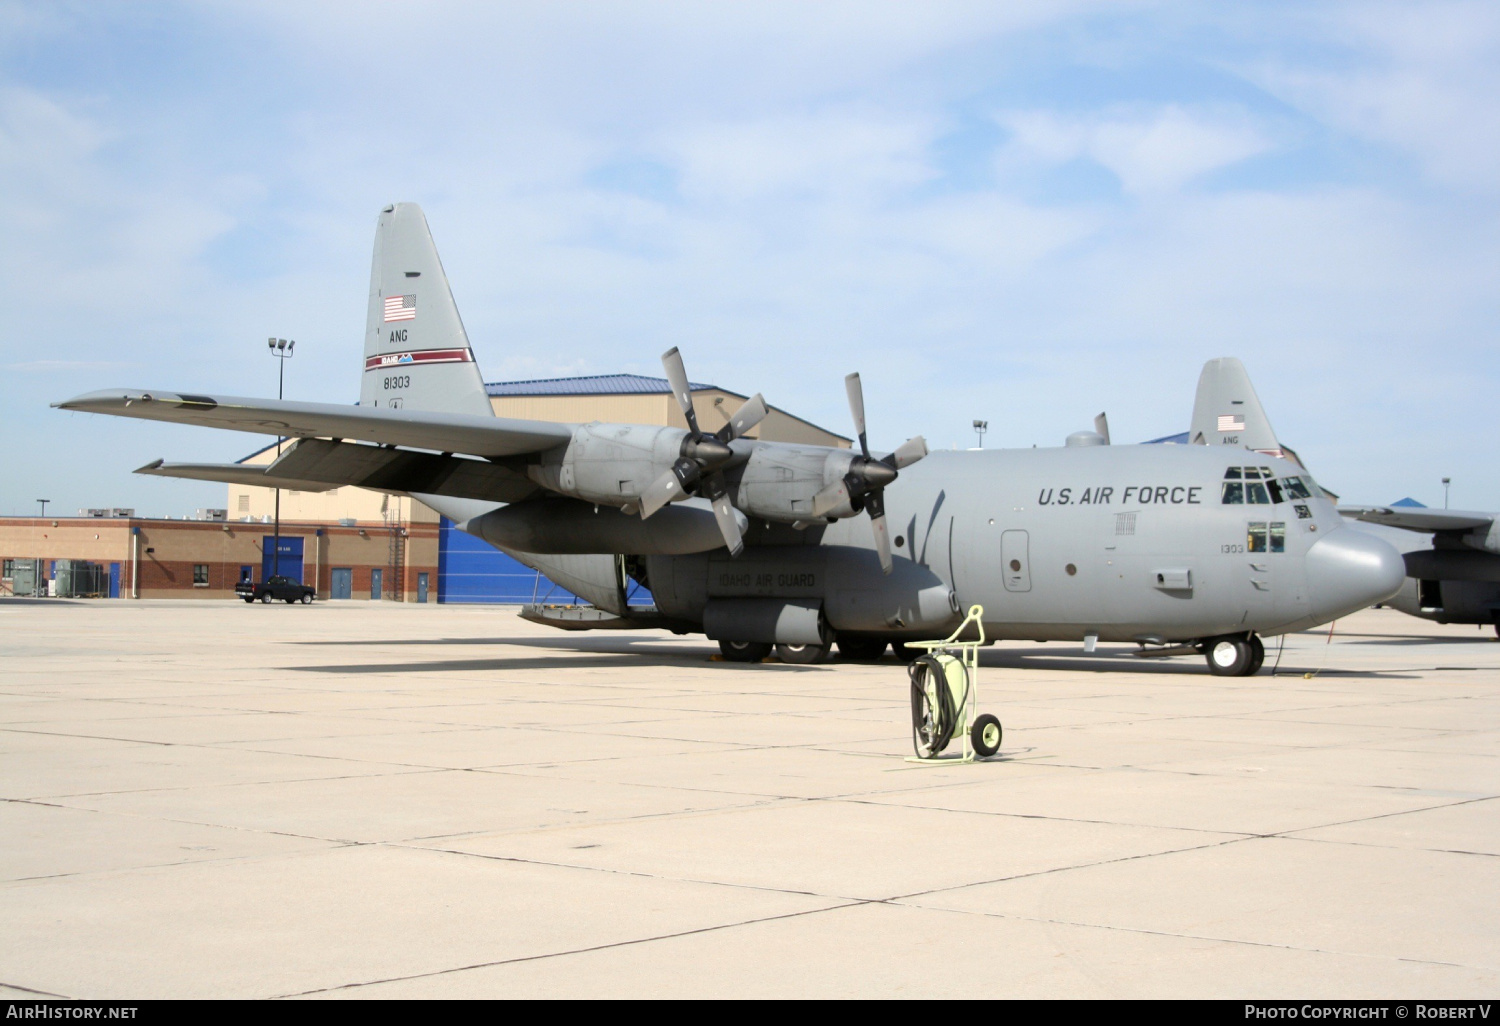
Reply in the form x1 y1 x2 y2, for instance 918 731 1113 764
1443 477 1451 510
36 499 49 518
267 338 295 577
973 420 988 449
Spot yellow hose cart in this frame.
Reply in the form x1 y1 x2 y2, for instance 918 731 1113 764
905 604 1002 762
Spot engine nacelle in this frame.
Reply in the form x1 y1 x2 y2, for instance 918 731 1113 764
730 444 858 522
527 423 686 507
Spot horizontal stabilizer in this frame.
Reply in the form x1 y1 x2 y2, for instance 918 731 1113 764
138 439 543 505
56 389 574 458
134 458 336 492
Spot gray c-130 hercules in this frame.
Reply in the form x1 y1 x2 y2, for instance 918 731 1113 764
55 202 1406 675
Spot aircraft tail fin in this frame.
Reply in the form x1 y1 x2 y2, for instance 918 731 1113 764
360 203 493 419
1188 357 1295 463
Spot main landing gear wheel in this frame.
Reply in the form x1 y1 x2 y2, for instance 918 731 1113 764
837 638 888 661
971 713 1003 758
719 640 771 663
776 642 831 665
1204 635 1256 676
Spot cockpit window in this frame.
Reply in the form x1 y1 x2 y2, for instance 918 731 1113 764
1223 465 1299 505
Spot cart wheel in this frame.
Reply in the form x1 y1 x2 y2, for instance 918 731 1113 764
970 714 1002 758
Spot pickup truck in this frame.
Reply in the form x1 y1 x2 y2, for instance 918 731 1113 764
236 575 316 604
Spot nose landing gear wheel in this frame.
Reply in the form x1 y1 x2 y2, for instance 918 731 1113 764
1246 634 1265 675
970 713 1002 758
1204 635 1256 676
719 640 772 663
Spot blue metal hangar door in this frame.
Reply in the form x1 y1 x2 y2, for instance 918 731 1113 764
261 537 304 583
437 516 583 604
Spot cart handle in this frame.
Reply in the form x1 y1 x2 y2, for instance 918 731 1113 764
906 604 985 651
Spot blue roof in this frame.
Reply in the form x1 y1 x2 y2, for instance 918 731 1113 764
486 373 715 397
1144 431 1190 444
1390 497 1427 507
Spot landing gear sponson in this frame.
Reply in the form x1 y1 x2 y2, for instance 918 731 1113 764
1200 633 1265 676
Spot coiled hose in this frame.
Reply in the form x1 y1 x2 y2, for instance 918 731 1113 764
909 653 968 758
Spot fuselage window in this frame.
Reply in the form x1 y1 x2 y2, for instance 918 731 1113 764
1270 521 1285 553
1282 476 1312 500
1248 521 1268 552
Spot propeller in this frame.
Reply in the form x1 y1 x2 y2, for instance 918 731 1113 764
639 347 768 556
812 372 928 574
1094 412 1111 445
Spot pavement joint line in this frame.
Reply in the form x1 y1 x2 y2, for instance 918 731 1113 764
0 980 72 999
272 900 872 999
5 765 445 802
394 838 846 900
822 795 1263 838
891 833 1261 903
880 901 1500 975
1274 834 1500 860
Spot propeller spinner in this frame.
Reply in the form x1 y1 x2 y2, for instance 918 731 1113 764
639 347 767 556
812 372 927 574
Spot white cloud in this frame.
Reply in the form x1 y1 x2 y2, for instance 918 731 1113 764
997 105 1276 194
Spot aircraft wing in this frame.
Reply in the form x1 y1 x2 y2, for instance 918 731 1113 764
55 389 575 458
1338 506 1495 533
136 438 543 504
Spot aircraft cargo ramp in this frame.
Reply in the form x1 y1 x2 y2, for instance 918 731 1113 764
0 601 1496 998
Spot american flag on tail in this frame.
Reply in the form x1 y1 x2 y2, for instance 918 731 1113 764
383 295 416 322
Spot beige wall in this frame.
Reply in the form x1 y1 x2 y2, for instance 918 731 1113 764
488 389 850 448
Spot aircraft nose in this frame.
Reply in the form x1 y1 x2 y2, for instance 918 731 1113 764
1304 527 1405 622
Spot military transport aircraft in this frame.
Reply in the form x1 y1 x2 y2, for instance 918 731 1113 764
55 203 1405 674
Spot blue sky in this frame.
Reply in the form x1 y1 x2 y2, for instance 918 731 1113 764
4 1 1498 514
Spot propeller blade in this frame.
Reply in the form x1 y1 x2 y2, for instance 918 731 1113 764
1094 412 1111 445
867 491 892 574
811 479 849 519
661 347 700 437
640 466 688 519
718 393 767 442
844 372 870 458
884 435 928 470
710 490 744 557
